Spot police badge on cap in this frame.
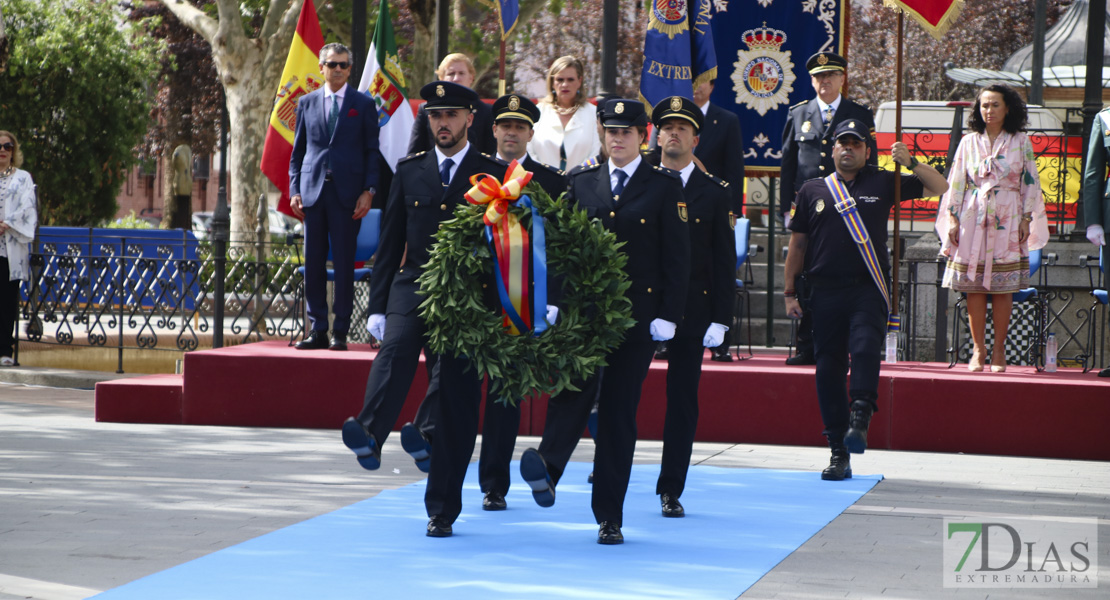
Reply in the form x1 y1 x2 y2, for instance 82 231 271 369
420 80 479 111
599 98 648 128
806 52 847 75
650 96 704 132
492 93 541 126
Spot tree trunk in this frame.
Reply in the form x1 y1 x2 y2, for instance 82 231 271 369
409 0 437 91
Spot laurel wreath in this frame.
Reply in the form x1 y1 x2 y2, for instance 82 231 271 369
417 183 634 405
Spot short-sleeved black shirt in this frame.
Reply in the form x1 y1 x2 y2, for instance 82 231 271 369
788 166 925 279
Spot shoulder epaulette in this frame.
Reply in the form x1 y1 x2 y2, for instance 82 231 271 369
569 161 603 176
398 151 425 164
653 165 681 179
704 172 729 188
790 100 809 109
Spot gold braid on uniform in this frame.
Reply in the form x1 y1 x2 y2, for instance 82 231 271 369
417 183 635 405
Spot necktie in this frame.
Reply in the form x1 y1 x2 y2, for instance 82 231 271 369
613 169 627 197
823 105 834 125
327 94 339 138
440 158 454 186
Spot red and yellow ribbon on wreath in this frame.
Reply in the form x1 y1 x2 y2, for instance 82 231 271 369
465 160 549 336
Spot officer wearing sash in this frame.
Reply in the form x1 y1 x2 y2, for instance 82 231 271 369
783 119 947 480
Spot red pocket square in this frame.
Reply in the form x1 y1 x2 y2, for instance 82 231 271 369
348 108 358 117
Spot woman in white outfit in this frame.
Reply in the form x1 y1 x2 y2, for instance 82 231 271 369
0 130 38 366
528 56 600 171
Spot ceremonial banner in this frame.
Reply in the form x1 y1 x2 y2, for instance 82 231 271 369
358 0 414 172
260 0 324 218
639 0 718 114
496 0 519 40
709 0 846 174
884 0 963 40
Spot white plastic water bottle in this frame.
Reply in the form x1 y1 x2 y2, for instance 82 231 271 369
1045 333 1058 373
885 331 898 363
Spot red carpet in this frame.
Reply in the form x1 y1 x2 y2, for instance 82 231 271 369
95 341 1110 461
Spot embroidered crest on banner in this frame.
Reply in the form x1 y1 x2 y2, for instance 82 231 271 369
649 0 690 40
731 23 795 117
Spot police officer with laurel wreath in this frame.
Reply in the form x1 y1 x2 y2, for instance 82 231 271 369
519 98 691 545
651 96 736 518
339 83 502 531
780 51 877 366
783 119 946 481
470 93 567 512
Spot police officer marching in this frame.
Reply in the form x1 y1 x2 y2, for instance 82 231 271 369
651 96 736 518
783 119 947 481
780 51 877 366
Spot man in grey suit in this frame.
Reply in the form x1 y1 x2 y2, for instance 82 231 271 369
289 42 380 351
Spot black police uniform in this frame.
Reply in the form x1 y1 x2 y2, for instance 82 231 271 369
345 82 501 485
526 99 691 535
788 165 924 453
780 52 877 362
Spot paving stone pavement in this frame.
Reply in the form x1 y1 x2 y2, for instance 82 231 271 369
0 380 1106 600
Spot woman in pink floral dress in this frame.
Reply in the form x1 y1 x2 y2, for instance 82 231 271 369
935 84 1049 373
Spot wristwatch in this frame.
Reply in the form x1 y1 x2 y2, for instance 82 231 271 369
1022 214 1033 222
364 187 376 195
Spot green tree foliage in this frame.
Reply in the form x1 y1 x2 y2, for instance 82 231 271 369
0 0 161 226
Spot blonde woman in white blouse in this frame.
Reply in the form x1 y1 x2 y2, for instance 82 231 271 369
0 130 37 366
528 56 600 171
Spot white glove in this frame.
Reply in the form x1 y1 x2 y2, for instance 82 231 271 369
702 322 728 348
545 305 559 325
783 213 792 229
1087 224 1106 246
649 318 677 341
367 313 386 341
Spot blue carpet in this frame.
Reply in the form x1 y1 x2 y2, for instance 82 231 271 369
91 462 881 600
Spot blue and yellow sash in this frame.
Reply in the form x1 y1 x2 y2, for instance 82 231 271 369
823 174 900 333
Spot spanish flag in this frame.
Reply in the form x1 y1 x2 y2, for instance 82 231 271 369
260 0 324 219
885 0 963 40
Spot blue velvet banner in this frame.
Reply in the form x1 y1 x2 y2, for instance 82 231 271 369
709 0 846 174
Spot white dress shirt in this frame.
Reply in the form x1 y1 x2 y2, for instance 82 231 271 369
608 154 642 194
435 142 470 185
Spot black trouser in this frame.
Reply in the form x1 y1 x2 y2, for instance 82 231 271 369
810 282 884 445
0 258 18 358
656 334 704 498
538 339 655 526
793 273 813 357
477 384 522 496
355 311 439 447
424 351 483 523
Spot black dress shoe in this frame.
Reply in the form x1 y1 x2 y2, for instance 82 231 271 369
844 400 873 454
483 491 507 511
520 449 556 507
785 352 815 366
597 521 624 545
710 347 734 362
400 423 432 473
1099 366 1110 378
654 341 669 360
660 493 685 518
821 453 852 481
341 417 381 470
587 471 594 484
426 516 453 537
329 332 348 351
295 330 330 350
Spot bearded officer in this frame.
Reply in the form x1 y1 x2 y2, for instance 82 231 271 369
780 52 877 366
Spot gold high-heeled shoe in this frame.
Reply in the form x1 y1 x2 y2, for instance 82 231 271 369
968 350 984 372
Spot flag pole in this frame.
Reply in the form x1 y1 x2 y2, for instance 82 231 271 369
499 39 506 96
892 9 904 314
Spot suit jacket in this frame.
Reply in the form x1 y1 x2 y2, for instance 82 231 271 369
695 103 746 214
369 147 504 316
780 96 876 215
407 101 496 156
1083 108 1110 231
289 86 380 208
567 160 690 341
522 155 567 199
677 169 736 338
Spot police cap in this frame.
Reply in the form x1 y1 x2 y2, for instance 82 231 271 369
599 98 648 128
806 52 847 75
832 118 869 141
650 96 703 132
492 93 540 126
420 80 479 111
594 93 620 122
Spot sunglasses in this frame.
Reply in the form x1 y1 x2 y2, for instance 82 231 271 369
324 61 350 70
0 143 13 151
